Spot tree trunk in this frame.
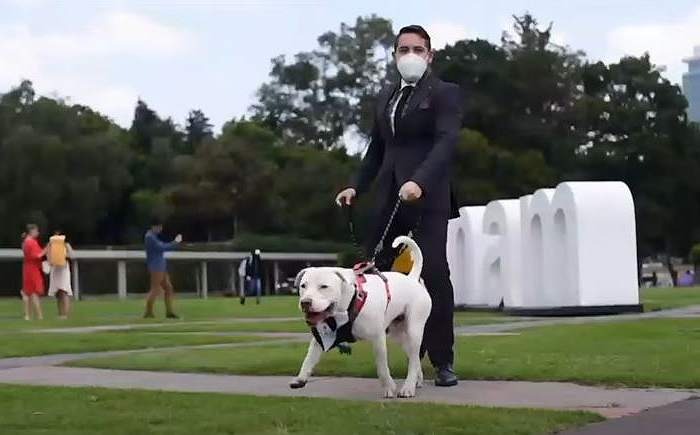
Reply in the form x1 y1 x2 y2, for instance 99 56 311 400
665 255 678 287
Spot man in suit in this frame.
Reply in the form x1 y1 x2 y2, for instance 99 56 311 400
335 25 462 386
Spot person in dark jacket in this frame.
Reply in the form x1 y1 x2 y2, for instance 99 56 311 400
335 25 462 387
246 249 263 303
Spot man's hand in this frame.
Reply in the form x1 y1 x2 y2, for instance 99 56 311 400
335 188 357 207
399 181 423 202
174 234 183 243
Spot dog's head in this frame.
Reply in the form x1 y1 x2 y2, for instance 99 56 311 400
295 267 352 326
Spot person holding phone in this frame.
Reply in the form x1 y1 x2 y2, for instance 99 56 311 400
143 218 183 319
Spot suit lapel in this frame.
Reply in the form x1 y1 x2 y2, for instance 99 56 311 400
377 84 397 142
401 72 437 119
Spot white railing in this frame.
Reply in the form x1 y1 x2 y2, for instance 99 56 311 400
0 249 338 300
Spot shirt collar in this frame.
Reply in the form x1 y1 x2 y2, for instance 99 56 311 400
400 79 414 90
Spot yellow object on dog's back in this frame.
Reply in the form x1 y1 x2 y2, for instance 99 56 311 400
391 233 414 274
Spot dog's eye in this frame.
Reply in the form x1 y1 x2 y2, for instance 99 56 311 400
319 285 329 290
300 283 306 289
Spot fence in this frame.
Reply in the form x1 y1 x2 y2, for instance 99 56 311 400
0 249 338 299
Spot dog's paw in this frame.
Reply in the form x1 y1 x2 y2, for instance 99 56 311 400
289 378 307 389
398 384 416 398
381 379 397 398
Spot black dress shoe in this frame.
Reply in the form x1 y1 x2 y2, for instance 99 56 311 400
434 365 458 387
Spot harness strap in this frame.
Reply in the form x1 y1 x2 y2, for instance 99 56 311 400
352 262 391 311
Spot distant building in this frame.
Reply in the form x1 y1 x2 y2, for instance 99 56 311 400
683 45 700 123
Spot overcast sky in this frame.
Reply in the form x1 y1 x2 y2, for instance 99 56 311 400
2 0 699 145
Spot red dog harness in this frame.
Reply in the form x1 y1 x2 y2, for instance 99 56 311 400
351 262 391 317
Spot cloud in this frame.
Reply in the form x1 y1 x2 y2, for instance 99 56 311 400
0 10 192 126
77 85 140 127
0 10 192 60
425 20 470 49
606 7 700 84
2 0 45 7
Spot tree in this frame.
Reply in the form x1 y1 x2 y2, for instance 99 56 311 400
0 85 133 245
185 109 213 152
169 122 277 241
251 15 395 149
574 54 700 259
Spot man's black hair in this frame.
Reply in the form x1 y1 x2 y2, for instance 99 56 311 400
150 217 163 227
394 25 431 51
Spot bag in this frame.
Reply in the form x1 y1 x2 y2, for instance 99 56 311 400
48 235 67 267
391 232 414 274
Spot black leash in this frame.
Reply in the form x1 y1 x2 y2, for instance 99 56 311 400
344 194 422 267
370 196 402 264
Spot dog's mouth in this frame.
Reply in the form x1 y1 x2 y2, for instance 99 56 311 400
304 303 335 326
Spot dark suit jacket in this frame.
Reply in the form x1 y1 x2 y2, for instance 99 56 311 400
349 71 462 217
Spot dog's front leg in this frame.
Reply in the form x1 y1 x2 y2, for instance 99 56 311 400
369 333 396 398
290 338 323 389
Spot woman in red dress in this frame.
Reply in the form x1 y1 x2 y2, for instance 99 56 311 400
22 223 45 320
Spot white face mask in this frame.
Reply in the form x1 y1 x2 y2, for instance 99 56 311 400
396 53 428 83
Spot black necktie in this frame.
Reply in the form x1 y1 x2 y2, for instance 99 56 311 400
394 85 414 133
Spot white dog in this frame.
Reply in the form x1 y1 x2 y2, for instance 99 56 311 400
290 235 432 398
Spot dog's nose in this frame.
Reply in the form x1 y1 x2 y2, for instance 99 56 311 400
300 299 312 311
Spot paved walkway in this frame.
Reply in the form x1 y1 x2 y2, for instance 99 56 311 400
33 317 300 334
0 365 696 419
0 339 307 369
558 398 700 435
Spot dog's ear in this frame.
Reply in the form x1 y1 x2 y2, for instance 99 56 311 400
334 270 354 296
294 269 308 290
333 271 347 284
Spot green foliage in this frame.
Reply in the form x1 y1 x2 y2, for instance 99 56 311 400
251 15 395 148
690 244 700 265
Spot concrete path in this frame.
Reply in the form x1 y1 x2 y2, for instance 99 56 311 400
0 365 696 419
0 338 307 369
558 398 700 434
33 317 301 334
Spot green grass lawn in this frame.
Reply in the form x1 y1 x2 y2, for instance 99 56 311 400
71 318 700 389
0 296 301 331
0 384 601 435
640 286 700 311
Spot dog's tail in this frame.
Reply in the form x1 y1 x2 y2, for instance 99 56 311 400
391 235 423 281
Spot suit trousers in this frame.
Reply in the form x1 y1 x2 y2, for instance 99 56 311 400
366 200 455 368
